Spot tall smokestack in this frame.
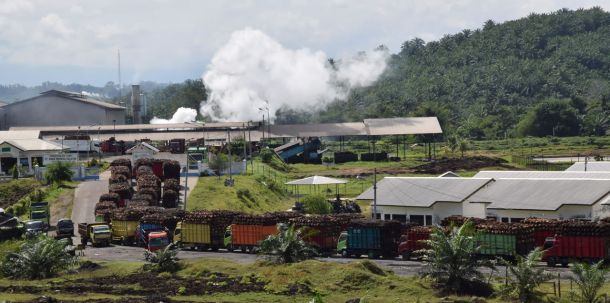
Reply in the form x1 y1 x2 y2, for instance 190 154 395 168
132 85 141 124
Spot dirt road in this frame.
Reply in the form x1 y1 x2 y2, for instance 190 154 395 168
71 170 110 224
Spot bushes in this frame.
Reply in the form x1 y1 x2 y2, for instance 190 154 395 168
260 148 274 164
44 161 74 186
0 235 77 279
302 194 332 215
259 223 317 264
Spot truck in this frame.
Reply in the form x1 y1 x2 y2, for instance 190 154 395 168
169 139 186 154
55 218 74 239
0 212 23 241
111 219 139 245
24 220 47 237
337 223 402 259
174 222 220 251
136 223 170 251
300 226 342 256
53 135 100 153
78 223 111 247
30 202 50 227
543 235 610 267
224 224 277 253
398 228 431 260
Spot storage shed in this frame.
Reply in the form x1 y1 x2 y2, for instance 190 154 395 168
0 90 125 129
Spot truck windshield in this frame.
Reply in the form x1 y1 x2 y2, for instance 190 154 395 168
149 238 168 247
26 222 43 229
31 212 46 219
93 226 110 233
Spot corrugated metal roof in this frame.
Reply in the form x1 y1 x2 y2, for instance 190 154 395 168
285 176 347 185
1 139 65 151
0 130 41 140
356 177 493 207
364 117 443 135
566 162 610 172
44 130 264 142
468 179 610 210
474 170 610 179
11 121 253 132
268 122 367 137
3 90 125 110
126 142 160 153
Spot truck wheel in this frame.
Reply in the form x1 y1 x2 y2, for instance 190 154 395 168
122 238 130 246
341 250 348 258
211 246 219 252
240 246 247 253
561 258 569 267
402 252 411 261
81 238 87 246
227 246 234 252
546 257 556 267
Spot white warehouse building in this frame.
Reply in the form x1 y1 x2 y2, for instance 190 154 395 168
357 174 610 224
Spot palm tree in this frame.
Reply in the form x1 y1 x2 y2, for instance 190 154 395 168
571 261 608 303
458 138 469 158
503 248 552 302
420 221 492 293
259 223 317 264
143 243 180 273
44 161 74 186
1 235 77 279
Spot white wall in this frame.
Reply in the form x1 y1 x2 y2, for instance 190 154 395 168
462 200 487 218
487 205 593 221
375 202 463 225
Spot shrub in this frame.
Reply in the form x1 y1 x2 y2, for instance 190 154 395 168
501 248 551 302
260 148 274 163
302 194 332 214
259 223 317 264
571 261 608 303
0 235 77 279
143 243 180 273
44 161 74 186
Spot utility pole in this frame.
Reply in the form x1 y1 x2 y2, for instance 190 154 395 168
373 168 377 220
228 129 232 182
242 123 247 172
184 150 189 210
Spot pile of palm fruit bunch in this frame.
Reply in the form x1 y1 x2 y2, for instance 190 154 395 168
110 165 131 180
184 210 243 245
110 158 131 171
137 173 161 201
137 188 159 204
163 160 181 179
140 208 186 230
94 201 117 222
409 225 434 234
108 174 128 185
290 213 363 228
99 193 120 205
162 190 179 208
134 158 153 173
108 182 132 201
233 212 302 225
163 178 181 192
522 218 562 246
555 219 610 236
111 206 165 221
440 215 492 227
131 192 157 207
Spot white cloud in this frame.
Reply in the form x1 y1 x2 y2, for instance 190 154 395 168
39 13 73 36
0 0 32 14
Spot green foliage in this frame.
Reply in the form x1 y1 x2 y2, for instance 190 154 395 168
318 8 610 139
44 161 74 186
571 261 609 303
10 165 18 179
143 243 181 273
208 153 228 173
516 98 581 137
0 235 77 279
146 79 207 122
301 194 332 214
259 223 318 264
501 248 552 303
0 179 41 210
420 221 492 294
260 148 274 164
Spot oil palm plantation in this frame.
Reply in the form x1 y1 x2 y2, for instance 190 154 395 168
1 235 77 279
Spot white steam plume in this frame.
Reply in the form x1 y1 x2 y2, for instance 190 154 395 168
150 107 197 124
201 28 388 121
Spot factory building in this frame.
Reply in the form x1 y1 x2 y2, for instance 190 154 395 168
0 90 125 130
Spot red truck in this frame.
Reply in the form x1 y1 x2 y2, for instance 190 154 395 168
398 228 431 260
301 226 341 256
543 235 610 267
225 224 277 253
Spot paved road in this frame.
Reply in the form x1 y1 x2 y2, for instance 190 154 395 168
72 170 110 224
80 244 575 278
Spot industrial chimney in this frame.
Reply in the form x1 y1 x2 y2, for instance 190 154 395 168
131 85 141 124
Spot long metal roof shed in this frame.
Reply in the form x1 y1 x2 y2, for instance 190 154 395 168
474 170 610 179
364 117 443 135
356 177 493 207
566 162 610 172
467 179 610 211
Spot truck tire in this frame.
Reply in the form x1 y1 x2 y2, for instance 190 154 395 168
402 252 411 261
546 257 556 267
81 238 87 246
211 246 219 252
227 246 234 252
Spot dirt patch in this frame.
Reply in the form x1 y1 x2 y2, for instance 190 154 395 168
50 186 75 225
411 156 515 174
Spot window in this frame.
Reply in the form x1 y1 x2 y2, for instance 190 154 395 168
392 214 407 223
374 213 381 220
1 147 10 152
384 214 391 220
501 217 509 223
511 218 524 223
425 215 432 226
409 215 424 226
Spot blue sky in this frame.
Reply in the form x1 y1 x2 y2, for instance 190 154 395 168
1 0 609 86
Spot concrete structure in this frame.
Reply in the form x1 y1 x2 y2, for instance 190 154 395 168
0 130 67 174
0 90 125 130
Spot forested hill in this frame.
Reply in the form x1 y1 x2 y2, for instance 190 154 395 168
315 8 610 139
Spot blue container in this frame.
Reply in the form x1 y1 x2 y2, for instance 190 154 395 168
347 227 381 250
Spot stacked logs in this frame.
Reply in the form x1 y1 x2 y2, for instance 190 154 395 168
163 160 181 179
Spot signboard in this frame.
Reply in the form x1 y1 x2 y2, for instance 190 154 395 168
43 154 78 165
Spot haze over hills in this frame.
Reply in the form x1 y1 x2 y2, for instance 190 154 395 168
3 8 609 139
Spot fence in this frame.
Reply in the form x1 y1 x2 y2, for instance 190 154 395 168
510 155 573 171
